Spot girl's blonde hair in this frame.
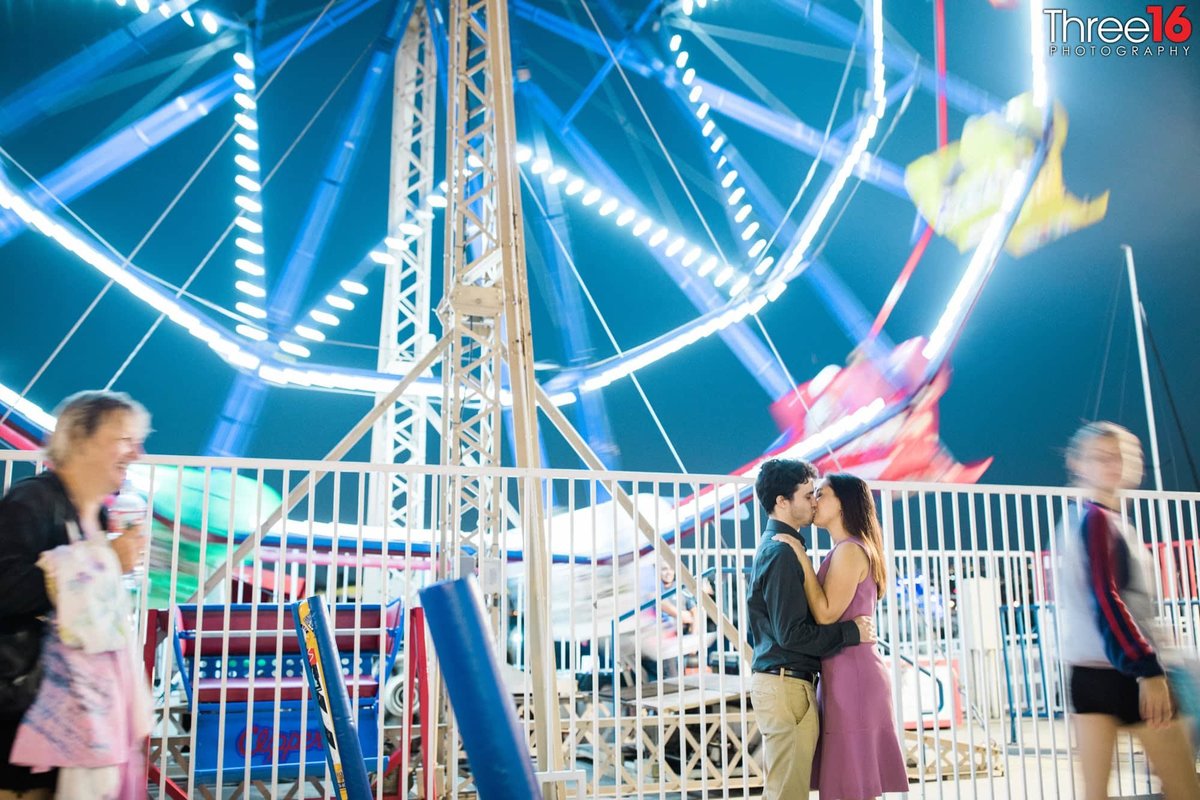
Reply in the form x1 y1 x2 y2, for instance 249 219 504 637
1066 421 1144 489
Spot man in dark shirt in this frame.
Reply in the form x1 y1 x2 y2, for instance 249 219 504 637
747 458 874 800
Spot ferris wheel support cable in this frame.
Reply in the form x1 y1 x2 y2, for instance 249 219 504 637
658 31 894 354
866 0 946 344
0 0 349 411
523 82 792 399
515 109 621 469
560 0 662 130
776 0 1001 117
661 11 894 369
701 9 863 277
95 34 244 144
829 67 919 142
208 0 417 456
577 0 733 269
0 5 194 140
0 282 113 431
0 0 383 249
520 170 690 474
706 133 891 350
770 0 887 288
680 18 793 119
0 31 380 400
506 0 908 199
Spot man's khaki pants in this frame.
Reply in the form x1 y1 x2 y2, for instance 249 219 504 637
751 671 819 800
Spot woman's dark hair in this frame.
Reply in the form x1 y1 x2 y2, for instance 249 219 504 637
825 473 887 599
755 458 818 513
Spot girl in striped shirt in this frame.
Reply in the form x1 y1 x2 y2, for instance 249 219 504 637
1056 422 1199 799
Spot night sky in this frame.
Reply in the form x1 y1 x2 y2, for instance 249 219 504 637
0 0 1196 491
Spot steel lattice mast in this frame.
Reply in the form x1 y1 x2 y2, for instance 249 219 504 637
437 0 564 782
371 1 438 532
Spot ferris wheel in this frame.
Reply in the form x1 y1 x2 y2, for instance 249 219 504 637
0 0 1059 504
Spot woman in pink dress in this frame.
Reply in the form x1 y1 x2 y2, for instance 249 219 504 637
774 473 908 800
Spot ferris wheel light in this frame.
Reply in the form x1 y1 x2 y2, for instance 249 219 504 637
234 216 263 234
235 175 261 194
235 301 267 319
368 250 397 265
235 237 264 255
233 92 256 111
695 103 710 119
632 218 653 237
581 188 602 206
665 237 687 257
709 135 725 153
234 73 255 92
713 266 734 287
234 195 262 214
279 341 311 359
648 228 669 247
294 325 325 342
615 209 636 227
675 52 689 69
681 247 702 267
547 167 567 184
234 154 259 172
530 158 550 175
564 179 584 195
720 171 738 188
727 187 745 205
681 68 695 86
515 144 532 163
326 295 355 311
740 221 760 241
688 86 703 103
682 0 694 15
698 256 718 277
200 12 218 33
701 120 715 137
729 276 750 297
340 280 369 296
310 310 340 326
234 113 258 131
233 52 255 71
669 35 682 52
754 256 775 275
398 222 423 236
234 258 264 276
235 280 266 298
427 194 446 208
598 198 619 217
135 0 150 12
734 204 752 223
158 3 171 17
748 239 768 258
235 324 268 341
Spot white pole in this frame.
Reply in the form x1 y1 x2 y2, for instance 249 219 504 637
1122 244 1165 492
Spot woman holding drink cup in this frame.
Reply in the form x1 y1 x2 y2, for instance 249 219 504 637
0 391 151 799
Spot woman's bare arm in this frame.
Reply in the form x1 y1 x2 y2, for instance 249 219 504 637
773 536 869 623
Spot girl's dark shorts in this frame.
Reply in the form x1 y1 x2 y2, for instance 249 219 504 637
1069 665 1142 726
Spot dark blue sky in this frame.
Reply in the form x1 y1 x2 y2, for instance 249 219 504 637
0 0 1196 490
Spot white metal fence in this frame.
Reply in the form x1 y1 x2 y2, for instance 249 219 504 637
2 452 1197 799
